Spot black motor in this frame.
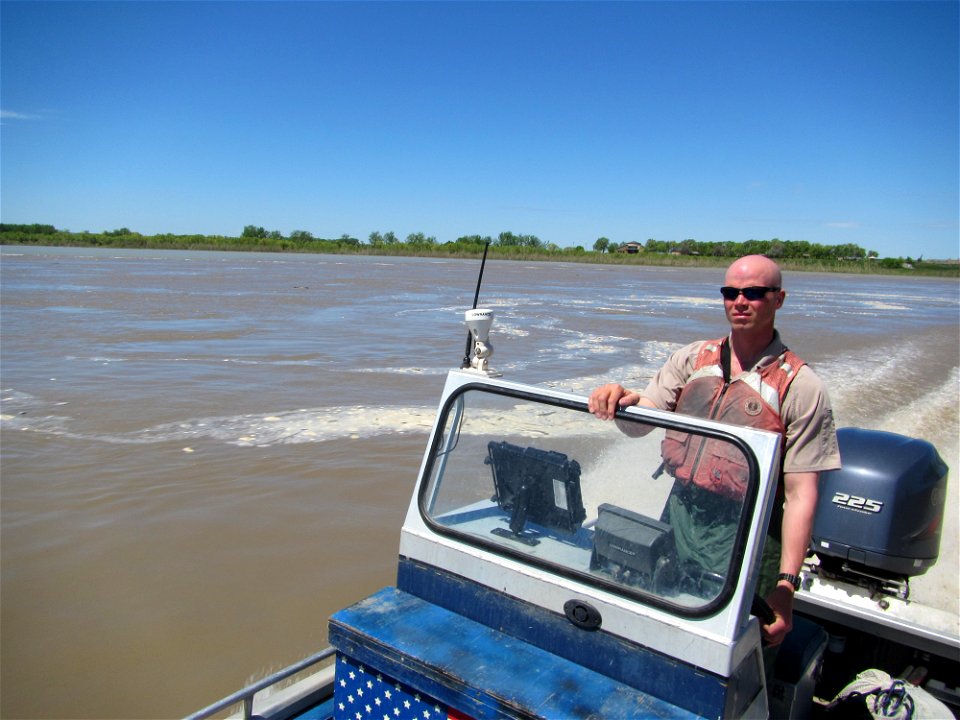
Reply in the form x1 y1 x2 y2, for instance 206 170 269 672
811 427 948 577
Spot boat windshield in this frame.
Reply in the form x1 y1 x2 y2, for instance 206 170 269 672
420 384 760 616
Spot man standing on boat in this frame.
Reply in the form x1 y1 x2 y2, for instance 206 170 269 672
587 254 840 647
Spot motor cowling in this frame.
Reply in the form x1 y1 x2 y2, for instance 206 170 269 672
811 428 948 577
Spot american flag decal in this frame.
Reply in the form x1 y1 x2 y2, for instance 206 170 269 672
333 654 472 720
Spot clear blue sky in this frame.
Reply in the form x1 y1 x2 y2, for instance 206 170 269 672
2 1 957 259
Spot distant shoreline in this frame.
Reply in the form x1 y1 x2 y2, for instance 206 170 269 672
2 236 957 278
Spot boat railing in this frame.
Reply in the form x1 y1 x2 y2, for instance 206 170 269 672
185 646 336 720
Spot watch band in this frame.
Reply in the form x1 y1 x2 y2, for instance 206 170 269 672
777 572 801 592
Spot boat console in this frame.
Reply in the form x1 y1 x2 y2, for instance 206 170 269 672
328 369 786 719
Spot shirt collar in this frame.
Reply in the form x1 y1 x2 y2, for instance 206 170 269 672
725 330 786 371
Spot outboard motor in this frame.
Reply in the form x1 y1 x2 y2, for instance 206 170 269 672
811 428 948 579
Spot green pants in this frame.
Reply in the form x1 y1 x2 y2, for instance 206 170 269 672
663 483 782 597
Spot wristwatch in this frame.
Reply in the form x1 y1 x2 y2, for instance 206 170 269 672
777 572 802 592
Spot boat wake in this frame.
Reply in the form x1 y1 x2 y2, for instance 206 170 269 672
1 390 438 446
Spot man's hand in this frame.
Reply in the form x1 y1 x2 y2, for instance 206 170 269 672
588 384 642 419
762 583 795 646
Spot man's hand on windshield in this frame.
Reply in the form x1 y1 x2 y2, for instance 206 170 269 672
588 384 642 419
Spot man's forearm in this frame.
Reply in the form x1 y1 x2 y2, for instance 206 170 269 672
779 471 820 576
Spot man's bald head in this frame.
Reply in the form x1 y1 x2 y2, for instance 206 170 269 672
725 255 783 289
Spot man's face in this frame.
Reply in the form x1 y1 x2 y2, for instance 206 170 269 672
722 264 784 335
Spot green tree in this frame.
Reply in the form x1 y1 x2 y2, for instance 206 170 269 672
0 223 57 234
496 231 542 248
785 240 811 258
742 239 769 256
405 232 436 245
593 237 610 253
833 243 865 259
241 225 268 238
809 243 832 259
368 231 399 246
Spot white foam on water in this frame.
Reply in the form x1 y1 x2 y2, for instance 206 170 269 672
0 359 654 449
593 305 635 314
394 304 472 317
486 322 530 338
871 368 959 441
860 301 911 311
65 355 128 364
221 357 326 367
352 366 448 376
0 405 441 447
541 340 683 394
0 411 73 435
557 339 621 356
654 295 719 309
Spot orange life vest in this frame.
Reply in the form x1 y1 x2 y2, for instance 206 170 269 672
660 337 805 500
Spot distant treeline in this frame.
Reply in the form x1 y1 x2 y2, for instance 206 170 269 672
1 224 956 276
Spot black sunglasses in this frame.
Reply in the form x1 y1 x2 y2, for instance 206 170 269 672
720 286 780 301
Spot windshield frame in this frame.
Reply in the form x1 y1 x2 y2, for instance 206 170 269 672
416 381 763 619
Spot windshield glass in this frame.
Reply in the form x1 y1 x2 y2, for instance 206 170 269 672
421 385 758 615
